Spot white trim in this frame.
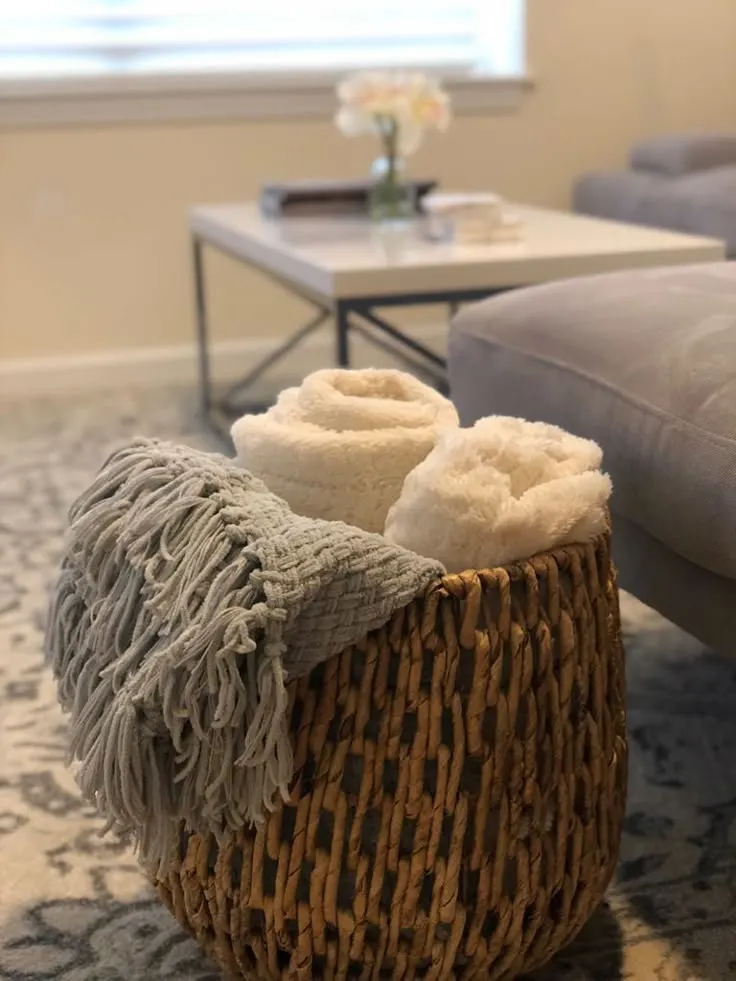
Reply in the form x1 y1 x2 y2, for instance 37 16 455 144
0 324 448 400
0 69 533 128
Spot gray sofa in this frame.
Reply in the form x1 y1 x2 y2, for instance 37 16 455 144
448 262 736 654
574 134 736 257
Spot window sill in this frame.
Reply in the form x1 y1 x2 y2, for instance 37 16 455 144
0 69 533 129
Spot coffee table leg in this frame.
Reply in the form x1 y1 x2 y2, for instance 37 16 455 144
192 236 212 421
336 301 350 368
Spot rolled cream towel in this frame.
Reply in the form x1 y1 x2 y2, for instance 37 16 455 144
384 416 612 572
231 368 459 532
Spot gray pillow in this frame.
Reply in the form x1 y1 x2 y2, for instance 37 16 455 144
631 133 736 177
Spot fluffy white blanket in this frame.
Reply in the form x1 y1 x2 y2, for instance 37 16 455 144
385 416 612 571
231 369 458 533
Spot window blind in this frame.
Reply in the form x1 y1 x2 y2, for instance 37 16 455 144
0 0 524 80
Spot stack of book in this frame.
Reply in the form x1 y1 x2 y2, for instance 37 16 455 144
260 178 437 218
422 192 523 244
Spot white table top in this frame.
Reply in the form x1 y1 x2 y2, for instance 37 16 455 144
190 202 726 302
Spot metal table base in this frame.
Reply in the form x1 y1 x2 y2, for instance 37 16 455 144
193 235 500 443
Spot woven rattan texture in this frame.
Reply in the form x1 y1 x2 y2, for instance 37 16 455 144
152 536 627 981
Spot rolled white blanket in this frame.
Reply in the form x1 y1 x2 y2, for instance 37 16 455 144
231 368 459 533
384 416 612 572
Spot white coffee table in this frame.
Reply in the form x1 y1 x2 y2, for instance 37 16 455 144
190 202 725 437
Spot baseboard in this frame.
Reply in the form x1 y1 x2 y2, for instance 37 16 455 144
0 323 448 400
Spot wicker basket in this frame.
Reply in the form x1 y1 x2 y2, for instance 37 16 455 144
151 534 627 981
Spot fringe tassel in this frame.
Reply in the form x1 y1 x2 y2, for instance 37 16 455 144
45 441 295 867
46 438 442 872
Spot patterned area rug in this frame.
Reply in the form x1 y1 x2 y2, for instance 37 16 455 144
1 389 735 981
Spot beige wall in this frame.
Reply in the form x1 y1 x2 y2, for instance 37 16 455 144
2 0 735 361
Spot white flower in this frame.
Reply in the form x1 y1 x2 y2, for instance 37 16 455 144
335 104 372 138
335 70 451 157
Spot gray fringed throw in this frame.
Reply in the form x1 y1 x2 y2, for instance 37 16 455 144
45 438 444 865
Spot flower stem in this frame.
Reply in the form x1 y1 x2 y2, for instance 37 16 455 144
371 114 406 221
385 116 397 189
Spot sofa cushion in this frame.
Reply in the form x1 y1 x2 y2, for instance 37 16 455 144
448 262 736 582
574 167 736 256
631 133 736 177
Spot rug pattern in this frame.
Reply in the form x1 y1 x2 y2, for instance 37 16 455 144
1 390 735 981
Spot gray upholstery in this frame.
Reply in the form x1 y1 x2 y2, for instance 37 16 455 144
574 166 736 256
631 133 736 177
612 513 736 655
448 262 736 653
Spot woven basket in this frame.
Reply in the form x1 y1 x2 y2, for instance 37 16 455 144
151 534 627 981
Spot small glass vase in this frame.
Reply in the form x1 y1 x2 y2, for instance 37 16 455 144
369 155 415 225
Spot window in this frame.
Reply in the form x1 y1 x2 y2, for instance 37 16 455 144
0 1 527 124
